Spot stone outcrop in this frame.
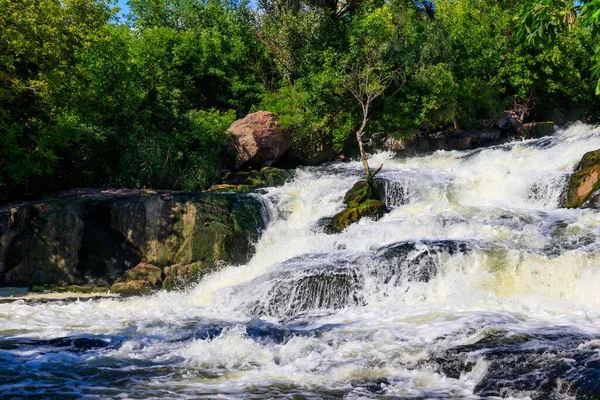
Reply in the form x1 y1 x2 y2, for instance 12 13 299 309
519 122 555 138
565 149 600 208
326 181 385 233
366 130 504 154
228 111 291 169
365 122 555 156
0 190 267 290
110 262 164 295
208 167 294 193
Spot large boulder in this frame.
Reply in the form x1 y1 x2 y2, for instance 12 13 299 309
0 190 267 288
565 149 600 208
228 111 291 169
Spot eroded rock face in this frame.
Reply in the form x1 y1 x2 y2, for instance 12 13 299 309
228 111 291 169
565 149 600 208
0 191 267 288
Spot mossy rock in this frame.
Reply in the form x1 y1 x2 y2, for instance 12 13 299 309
1 190 267 290
343 180 375 207
110 280 152 296
328 200 385 233
565 149 600 208
162 262 206 290
208 167 294 193
124 262 162 287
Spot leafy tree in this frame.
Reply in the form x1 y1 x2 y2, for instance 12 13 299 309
520 0 600 94
0 0 115 199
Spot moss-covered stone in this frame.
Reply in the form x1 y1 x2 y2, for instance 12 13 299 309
328 200 385 233
565 149 600 208
326 179 386 233
1 190 267 290
110 280 152 296
208 167 294 193
124 262 162 287
162 262 205 290
343 180 379 207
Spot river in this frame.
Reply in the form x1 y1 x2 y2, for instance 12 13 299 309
2 123 600 399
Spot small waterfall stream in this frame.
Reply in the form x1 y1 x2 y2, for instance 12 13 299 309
2 123 600 399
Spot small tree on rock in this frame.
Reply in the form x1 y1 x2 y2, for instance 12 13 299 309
341 4 402 189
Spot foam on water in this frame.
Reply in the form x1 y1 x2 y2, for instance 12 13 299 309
2 123 600 398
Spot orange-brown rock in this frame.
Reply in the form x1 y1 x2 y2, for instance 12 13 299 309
228 111 291 169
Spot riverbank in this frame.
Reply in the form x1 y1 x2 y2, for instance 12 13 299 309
0 287 117 303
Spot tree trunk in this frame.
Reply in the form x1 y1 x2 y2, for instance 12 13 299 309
356 107 372 184
355 103 382 189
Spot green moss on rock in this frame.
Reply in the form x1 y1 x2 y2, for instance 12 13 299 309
163 262 205 290
326 179 386 233
110 280 152 296
328 200 385 233
343 180 379 207
124 263 162 287
2 190 268 290
566 149 600 208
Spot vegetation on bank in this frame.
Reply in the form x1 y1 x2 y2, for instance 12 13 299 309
1 0 599 202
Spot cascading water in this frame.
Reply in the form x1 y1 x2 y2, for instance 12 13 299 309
2 123 600 399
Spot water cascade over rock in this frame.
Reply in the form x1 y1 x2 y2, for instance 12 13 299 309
0 191 268 289
2 123 600 399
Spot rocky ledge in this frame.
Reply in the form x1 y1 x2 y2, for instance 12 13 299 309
0 190 268 294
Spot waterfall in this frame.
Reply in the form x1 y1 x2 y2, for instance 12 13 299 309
3 122 600 399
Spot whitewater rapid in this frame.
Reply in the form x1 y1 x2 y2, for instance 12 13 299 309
2 123 600 399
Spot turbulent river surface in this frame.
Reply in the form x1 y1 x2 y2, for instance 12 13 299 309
4 123 600 399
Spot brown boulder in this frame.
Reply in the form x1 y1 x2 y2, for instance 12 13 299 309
228 111 291 169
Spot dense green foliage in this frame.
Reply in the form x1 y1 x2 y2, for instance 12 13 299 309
1 0 598 201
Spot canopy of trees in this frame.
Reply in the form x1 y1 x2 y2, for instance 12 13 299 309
1 0 598 201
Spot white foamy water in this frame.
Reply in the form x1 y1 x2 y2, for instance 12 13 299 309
2 123 600 399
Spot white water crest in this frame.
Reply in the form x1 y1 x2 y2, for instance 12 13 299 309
3 122 600 399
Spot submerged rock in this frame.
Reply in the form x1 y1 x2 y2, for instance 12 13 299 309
227 111 291 169
0 190 267 289
565 149 600 208
208 167 293 193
